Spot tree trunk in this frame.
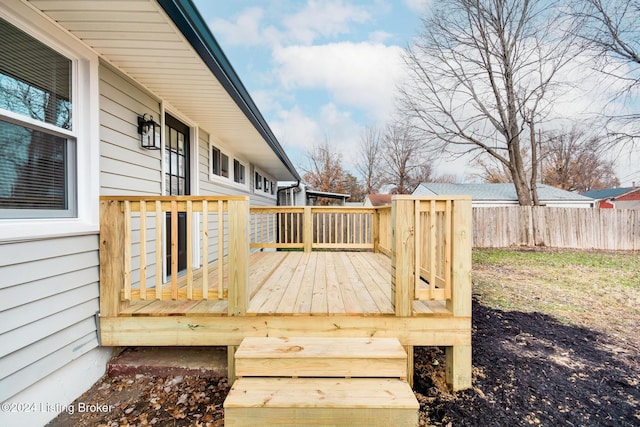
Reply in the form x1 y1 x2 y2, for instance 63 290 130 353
529 119 540 206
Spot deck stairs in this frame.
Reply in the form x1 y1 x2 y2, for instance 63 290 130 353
224 337 419 426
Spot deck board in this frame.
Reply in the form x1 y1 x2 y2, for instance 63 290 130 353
118 252 440 317
274 253 309 313
292 252 317 314
247 251 394 315
248 252 302 314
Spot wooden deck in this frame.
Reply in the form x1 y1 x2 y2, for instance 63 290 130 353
99 196 473 390
119 251 450 317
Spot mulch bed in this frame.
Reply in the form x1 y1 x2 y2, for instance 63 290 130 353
414 299 639 426
48 298 640 426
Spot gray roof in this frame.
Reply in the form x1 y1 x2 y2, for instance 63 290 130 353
581 187 637 200
414 183 593 202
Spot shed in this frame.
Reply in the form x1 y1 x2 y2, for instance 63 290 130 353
582 186 640 209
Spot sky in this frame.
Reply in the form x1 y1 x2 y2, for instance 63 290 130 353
192 0 640 187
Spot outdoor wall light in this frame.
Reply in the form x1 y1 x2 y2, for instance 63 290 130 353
138 113 160 149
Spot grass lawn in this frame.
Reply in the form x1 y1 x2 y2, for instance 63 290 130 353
472 248 640 341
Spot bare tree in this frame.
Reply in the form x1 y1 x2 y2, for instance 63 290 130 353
400 0 578 205
542 128 620 192
382 121 436 194
355 125 384 195
570 0 640 143
302 140 355 205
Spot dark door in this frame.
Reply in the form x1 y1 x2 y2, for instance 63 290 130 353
165 114 190 277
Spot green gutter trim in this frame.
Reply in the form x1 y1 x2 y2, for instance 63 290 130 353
156 0 300 181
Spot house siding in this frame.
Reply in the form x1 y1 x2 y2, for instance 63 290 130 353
616 189 640 209
0 3 289 423
0 235 101 403
198 129 278 259
99 62 162 196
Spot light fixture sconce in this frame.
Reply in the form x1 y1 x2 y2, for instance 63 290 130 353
137 113 160 150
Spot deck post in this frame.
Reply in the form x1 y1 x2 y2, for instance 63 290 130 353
303 206 312 253
99 200 124 319
445 198 472 391
228 198 250 316
391 197 415 318
372 208 380 253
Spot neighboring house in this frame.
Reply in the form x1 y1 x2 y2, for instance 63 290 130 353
582 185 640 209
413 183 594 208
363 194 393 207
0 1 299 425
278 182 350 206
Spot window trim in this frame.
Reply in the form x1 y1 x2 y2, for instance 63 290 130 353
210 144 230 180
0 5 99 242
253 167 277 198
208 139 249 189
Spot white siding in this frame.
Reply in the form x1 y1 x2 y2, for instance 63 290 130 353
99 62 162 196
198 129 278 258
0 235 101 403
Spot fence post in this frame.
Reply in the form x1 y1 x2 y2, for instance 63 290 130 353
446 197 472 391
227 198 250 316
99 199 124 319
391 197 415 317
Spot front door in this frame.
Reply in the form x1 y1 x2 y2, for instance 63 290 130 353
165 114 190 277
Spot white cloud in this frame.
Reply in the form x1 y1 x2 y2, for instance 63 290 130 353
210 7 277 47
368 30 394 44
270 106 321 153
404 0 431 14
282 0 371 45
210 0 371 47
269 103 362 171
272 42 406 120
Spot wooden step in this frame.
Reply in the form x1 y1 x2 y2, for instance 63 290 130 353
235 337 408 378
224 377 419 427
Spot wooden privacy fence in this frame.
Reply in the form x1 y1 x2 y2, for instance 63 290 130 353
473 206 640 250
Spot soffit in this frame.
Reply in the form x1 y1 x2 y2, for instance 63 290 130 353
26 0 296 180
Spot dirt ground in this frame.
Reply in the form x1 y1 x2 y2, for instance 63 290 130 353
414 299 639 426
47 296 639 426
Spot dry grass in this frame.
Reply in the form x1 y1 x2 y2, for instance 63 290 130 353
472 248 640 346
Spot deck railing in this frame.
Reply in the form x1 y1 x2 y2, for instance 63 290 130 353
250 206 375 251
99 196 250 316
390 196 472 316
99 195 471 318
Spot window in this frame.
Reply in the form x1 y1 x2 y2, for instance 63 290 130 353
255 172 262 190
263 177 269 193
0 17 76 218
221 153 229 178
233 159 245 184
211 145 229 178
